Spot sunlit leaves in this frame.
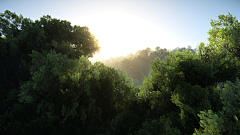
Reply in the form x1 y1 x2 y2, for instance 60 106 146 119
207 12 240 60
193 110 224 135
71 72 82 83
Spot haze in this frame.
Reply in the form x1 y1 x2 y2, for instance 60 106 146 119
1 0 239 63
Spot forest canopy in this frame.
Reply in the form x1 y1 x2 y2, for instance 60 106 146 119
1 10 240 135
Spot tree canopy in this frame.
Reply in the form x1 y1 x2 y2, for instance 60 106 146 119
1 10 240 135
0 10 100 93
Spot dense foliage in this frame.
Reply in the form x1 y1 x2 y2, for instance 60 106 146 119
100 46 196 87
1 10 240 135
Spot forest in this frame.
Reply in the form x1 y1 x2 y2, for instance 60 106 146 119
98 46 197 87
1 10 240 135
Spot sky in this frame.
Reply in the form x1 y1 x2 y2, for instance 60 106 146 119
1 0 240 63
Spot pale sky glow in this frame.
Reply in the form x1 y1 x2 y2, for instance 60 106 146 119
75 12 186 60
1 0 239 62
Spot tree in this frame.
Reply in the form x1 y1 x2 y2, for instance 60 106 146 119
207 12 240 61
0 10 102 135
137 49 225 134
3 10 240 135
0 10 101 95
190 12 240 134
8 48 133 135
194 78 240 135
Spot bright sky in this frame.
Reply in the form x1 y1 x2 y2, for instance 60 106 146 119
1 0 240 62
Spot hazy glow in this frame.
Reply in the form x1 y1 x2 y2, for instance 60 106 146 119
74 12 186 62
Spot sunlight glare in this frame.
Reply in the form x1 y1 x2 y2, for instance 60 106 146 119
74 12 186 62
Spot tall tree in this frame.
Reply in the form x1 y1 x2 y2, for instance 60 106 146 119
138 49 224 134
0 10 102 135
207 12 240 61
0 10 100 95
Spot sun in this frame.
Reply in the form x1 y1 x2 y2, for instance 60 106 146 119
78 12 144 56
74 12 185 61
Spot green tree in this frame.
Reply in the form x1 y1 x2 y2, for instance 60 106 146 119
193 78 240 135
0 10 101 135
137 49 225 134
14 50 133 135
197 14 240 87
207 12 240 61
137 115 182 135
191 12 240 135
17 50 99 134
0 10 100 95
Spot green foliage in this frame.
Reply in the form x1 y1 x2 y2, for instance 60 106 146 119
89 61 134 124
194 78 240 135
18 50 97 126
137 115 182 135
171 84 213 132
193 110 225 135
0 10 102 134
14 49 134 134
0 9 100 93
217 78 240 134
106 111 140 135
207 12 240 60
101 46 195 88
197 42 239 86
137 49 227 134
2 10 240 135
